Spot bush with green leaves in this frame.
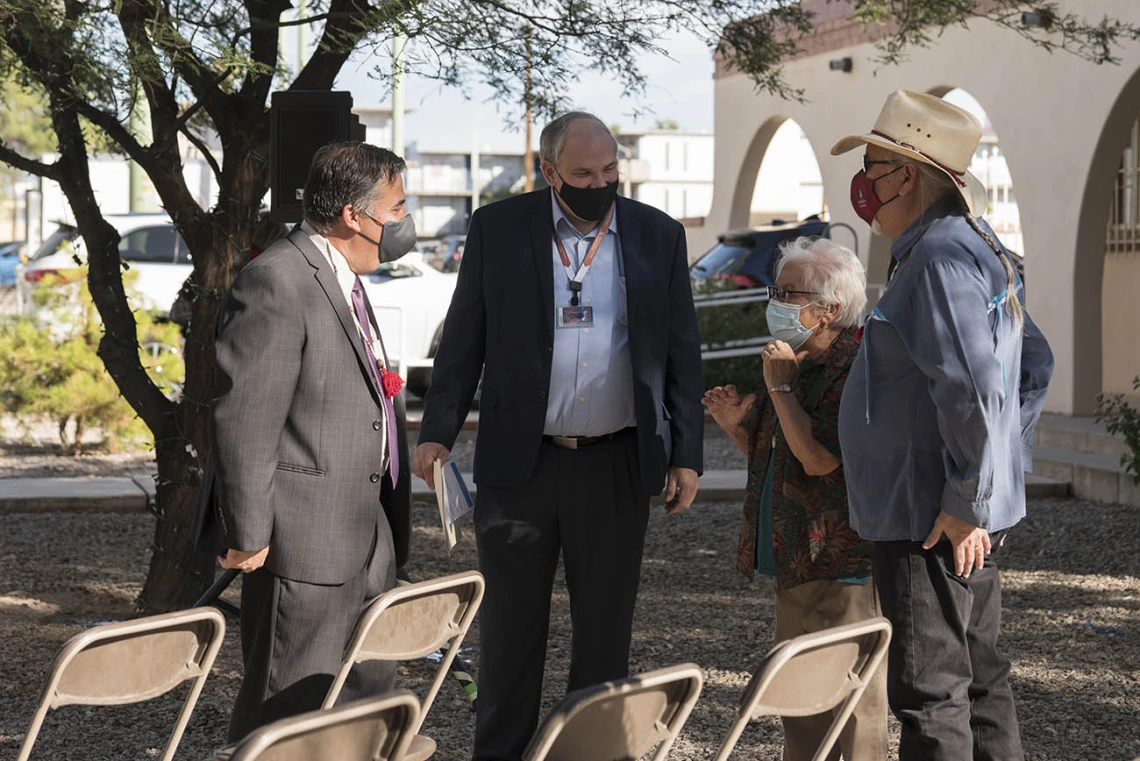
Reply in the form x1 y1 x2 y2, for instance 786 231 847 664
0 272 184 455
1096 376 1140 486
697 290 770 392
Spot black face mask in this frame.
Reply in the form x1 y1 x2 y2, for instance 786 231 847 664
554 171 619 222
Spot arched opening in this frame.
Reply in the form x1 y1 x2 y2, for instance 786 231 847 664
1079 64 1140 406
748 119 828 227
942 88 1024 255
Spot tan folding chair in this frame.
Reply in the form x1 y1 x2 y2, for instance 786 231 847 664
321 570 485 761
17 606 226 761
227 691 420 761
523 663 704 761
712 617 892 761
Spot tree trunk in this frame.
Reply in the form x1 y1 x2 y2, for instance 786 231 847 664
136 152 269 612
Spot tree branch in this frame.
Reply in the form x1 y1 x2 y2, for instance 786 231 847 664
238 0 292 109
0 141 60 180
180 126 223 185
291 0 375 91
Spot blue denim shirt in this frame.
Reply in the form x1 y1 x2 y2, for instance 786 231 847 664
839 198 1054 541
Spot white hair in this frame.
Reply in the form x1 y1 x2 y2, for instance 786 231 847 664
774 236 867 328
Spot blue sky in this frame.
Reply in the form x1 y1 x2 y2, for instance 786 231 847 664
329 30 718 153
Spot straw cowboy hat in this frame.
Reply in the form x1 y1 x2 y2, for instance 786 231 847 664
831 90 989 217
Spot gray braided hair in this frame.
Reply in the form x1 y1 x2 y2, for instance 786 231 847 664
910 161 1024 324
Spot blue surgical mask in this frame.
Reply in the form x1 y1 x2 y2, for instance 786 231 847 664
766 299 820 350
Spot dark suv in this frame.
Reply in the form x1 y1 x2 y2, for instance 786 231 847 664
690 216 831 292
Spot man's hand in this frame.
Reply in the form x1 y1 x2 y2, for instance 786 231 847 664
922 510 992 578
663 467 699 516
413 442 451 490
219 547 269 574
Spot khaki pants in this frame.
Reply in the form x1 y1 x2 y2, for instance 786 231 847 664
774 578 889 761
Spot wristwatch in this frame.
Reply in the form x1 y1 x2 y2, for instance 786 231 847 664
769 384 793 394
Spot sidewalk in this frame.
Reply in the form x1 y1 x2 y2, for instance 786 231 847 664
0 471 1069 513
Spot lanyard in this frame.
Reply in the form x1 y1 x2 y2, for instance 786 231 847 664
552 203 614 306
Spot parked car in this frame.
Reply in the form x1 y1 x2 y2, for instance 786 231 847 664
689 216 830 292
0 241 22 287
439 234 466 273
361 250 458 399
16 214 189 317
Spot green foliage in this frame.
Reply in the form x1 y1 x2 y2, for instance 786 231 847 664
696 292 770 391
0 272 184 455
1096 376 1140 486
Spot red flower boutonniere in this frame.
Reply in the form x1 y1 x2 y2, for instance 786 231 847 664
380 367 404 398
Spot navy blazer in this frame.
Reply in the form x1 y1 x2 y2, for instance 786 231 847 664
419 189 704 493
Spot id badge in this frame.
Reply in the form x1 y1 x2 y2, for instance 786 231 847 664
557 305 594 329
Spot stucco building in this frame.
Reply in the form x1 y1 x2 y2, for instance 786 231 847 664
694 0 1140 416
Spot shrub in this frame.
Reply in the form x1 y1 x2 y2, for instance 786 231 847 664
696 291 769 392
1096 375 1140 486
0 271 184 454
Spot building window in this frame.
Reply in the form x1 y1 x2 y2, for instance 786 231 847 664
1108 116 1140 254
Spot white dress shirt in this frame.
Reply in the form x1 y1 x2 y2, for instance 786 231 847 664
543 193 637 437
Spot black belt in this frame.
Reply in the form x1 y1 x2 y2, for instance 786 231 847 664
544 427 633 450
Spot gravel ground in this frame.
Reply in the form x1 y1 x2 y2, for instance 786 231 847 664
2 495 1139 760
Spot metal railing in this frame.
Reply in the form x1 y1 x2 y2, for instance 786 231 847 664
695 286 773 361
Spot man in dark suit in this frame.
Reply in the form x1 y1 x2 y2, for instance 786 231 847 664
191 142 417 741
413 112 704 761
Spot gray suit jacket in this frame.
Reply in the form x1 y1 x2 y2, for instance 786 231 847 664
191 229 411 585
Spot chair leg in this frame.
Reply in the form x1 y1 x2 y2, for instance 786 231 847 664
712 711 752 761
15 703 51 761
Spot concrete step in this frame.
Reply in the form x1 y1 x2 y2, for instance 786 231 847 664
0 470 1075 513
1033 444 1138 506
0 476 150 512
1034 414 1129 459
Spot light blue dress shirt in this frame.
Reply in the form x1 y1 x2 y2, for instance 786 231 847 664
543 193 637 437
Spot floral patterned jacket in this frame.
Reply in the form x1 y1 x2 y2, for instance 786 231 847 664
736 326 872 589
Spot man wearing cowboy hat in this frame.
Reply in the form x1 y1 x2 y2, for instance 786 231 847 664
832 90 1054 761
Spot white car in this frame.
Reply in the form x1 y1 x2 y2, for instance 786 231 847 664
361 250 458 398
17 214 190 318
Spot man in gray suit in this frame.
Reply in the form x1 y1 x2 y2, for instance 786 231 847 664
192 142 417 741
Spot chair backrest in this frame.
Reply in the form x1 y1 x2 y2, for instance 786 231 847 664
712 617 892 761
321 570 484 734
523 663 704 761
229 691 420 761
17 606 226 761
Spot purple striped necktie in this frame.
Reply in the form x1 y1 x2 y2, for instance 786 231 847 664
350 276 398 488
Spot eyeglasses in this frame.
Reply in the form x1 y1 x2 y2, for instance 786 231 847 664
863 155 897 174
767 285 820 302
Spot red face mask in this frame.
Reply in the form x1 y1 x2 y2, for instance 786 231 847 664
850 166 904 225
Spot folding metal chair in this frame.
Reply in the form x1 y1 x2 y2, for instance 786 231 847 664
523 663 704 761
227 691 420 761
17 606 226 761
712 617 892 761
322 570 485 761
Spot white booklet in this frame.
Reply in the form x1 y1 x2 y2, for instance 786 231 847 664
433 459 475 553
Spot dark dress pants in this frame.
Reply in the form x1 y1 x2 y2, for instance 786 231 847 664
872 533 1024 761
472 429 650 761
227 514 398 743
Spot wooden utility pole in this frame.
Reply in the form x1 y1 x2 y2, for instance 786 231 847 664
524 27 534 192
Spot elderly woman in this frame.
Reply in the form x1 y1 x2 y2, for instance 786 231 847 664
703 236 885 761
831 90 1054 761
